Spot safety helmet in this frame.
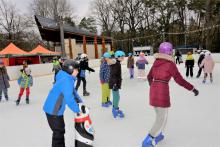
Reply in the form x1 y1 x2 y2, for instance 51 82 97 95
62 59 80 75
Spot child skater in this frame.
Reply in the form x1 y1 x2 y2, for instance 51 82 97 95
127 53 135 79
99 52 112 107
16 67 33 105
200 51 215 83
109 51 125 118
136 52 148 79
185 51 195 77
0 59 10 102
196 51 205 78
43 59 83 147
142 42 199 147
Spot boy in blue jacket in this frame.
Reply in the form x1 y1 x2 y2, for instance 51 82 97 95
43 59 83 147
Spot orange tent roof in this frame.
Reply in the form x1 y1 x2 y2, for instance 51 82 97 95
0 43 28 55
29 45 60 55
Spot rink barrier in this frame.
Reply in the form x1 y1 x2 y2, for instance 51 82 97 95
6 53 220 80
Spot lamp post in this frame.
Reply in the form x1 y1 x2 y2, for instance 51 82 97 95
59 16 66 57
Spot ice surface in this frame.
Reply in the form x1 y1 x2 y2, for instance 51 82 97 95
0 63 219 147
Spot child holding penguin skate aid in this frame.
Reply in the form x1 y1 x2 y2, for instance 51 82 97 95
109 50 125 118
43 59 86 147
142 42 199 147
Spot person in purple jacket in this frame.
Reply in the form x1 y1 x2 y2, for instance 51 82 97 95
136 52 148 79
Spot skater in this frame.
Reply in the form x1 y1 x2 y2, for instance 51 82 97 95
75 54 95 96
21 60 28 72
16 67 33 105
127 52 135 79
0 59 10 102
99 52 112 107
175 50 182 64
52 57 62 83
200 51 215 83
136 52 148 79
196 52 205 78
109 51 125 118
185 51 195 77
43 59 83 147
142 42 199 147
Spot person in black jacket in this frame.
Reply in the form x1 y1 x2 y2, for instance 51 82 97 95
0 59 10 102
196 52 205 78
75 54 95 96
175 50 182 64
109 51 125 118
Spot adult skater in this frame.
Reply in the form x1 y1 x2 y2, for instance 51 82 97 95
99 52 112 107
0 59 10 102
185 51 195 77
175 50 182 64
75 54 95 96
127 52 135 79
43 59 83 147
200 51 215 83
196 52 205 78
109 51 125 118
142 42 199 147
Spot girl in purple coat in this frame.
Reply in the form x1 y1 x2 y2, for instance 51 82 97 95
136 52 148 79
142 42 199 147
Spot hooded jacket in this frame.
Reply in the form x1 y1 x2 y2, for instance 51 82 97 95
43 70 82 115
147 53 194 107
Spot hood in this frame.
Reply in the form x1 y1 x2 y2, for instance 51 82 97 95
56 70 76 82
153 53 174 67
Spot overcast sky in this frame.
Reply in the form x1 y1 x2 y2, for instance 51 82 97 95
13 0 92 21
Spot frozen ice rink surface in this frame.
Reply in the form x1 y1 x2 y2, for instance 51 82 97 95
0 63 219 147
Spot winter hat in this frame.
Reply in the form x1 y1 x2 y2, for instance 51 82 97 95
114 51 125 58
128 53 133 57
62 59 80 75
159 42 173 55
103 52 111 58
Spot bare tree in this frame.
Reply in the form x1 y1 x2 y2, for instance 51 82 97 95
92 0 116 36
30 0 74 20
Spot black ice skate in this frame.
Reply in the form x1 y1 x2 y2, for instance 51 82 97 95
75 103 94 147
26 98 29 104
16 99 20 106
83 91 90 96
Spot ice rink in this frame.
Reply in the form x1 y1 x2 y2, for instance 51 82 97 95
0 63 219 147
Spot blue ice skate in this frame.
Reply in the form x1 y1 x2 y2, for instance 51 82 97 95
142 134 154 147
155 132 164 144
102 102 110 107
202 79 206 83
106 100 112 105
112 107 124 118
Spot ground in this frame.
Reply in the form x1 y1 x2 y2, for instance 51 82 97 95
0 63 219 147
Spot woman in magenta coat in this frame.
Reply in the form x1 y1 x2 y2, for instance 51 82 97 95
142 42 199 147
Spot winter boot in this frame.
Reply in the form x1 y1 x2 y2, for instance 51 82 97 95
26 97 29 104
155 132 164 144
16 99 21 106
112 107 124 118
83 90 90 96
142 134 155 147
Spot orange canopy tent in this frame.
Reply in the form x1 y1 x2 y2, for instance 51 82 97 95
0 43 40 66
29 45 60 55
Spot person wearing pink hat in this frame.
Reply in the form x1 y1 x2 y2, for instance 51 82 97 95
142 42 199 147
0 59 10 102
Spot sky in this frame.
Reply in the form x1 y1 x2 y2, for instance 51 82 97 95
13 0 92 21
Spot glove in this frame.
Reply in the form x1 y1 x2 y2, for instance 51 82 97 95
91 69 95 72
100 80 104 84
113 84 118 91
192 88 199 96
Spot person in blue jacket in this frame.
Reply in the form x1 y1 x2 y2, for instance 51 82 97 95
43 59 83 147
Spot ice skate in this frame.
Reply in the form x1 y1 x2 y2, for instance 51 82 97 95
202 79 206 84
15 99 20 106
83 91 90 96
155 132 164 144
106 100 112 106
26 98 29 104
101 102 110 108
142 134 155 147
112 107 124 118
210 77 213 83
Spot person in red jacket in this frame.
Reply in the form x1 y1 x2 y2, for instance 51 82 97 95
142 42 199 147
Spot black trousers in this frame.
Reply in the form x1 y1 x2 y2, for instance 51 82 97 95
46 113 65 147
196 67 203 77
75 77 86 91
186 66 193 77
176 57 180 64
